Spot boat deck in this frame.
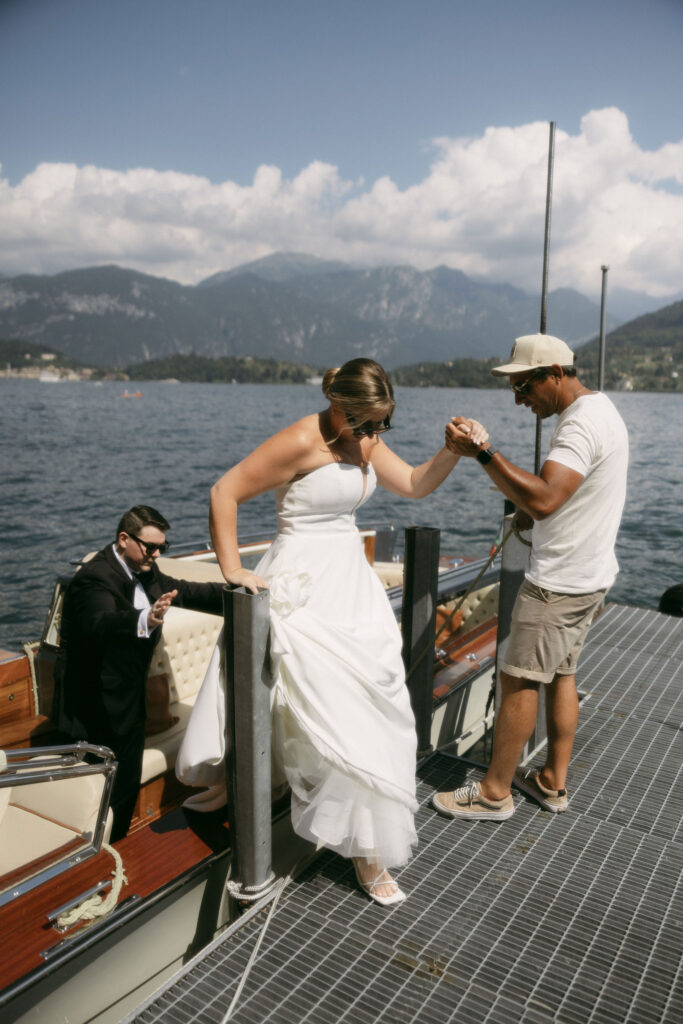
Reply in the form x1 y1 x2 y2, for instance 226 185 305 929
124 603 683 1024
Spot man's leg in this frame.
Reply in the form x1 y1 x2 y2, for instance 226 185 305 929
110 728 145 842
431 670 538 820
479 671 540 801
539 672 578 792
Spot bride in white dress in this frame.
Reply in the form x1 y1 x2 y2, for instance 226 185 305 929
181 359 486 905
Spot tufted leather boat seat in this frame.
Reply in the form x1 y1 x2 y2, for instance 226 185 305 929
138 557 223 785
140 605 222 785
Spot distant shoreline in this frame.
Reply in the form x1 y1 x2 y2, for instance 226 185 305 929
1 374 677 394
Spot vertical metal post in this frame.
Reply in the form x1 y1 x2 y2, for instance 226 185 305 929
223 586 275 906
401 526 440 758
535 120 556 474
598 265 609 391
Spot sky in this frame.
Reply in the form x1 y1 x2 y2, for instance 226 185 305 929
1 0 682 303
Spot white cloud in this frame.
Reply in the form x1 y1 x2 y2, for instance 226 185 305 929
0 108 681 298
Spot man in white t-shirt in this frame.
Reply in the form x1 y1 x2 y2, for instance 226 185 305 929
433 333 628 822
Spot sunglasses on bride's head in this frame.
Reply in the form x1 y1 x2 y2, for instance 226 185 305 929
348 415 392 438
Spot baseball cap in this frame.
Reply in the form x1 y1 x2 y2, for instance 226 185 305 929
491 333 575 376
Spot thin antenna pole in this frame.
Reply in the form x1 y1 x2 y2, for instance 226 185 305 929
539 122 556 336
535 121 556 472
598 265 609 390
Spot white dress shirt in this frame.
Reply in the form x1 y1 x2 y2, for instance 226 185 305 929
112 544 152 638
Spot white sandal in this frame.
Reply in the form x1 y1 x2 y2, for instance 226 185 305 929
352 858 406 907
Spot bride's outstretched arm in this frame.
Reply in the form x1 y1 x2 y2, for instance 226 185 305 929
372 419 488 499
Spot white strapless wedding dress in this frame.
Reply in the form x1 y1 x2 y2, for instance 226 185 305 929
177 461 418 867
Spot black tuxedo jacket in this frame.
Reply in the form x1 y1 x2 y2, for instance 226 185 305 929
53 545 224 744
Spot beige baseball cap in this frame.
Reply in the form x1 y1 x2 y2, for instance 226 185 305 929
491 333 575 376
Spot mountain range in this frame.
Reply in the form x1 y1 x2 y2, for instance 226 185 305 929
575 297 682 390
0 253 675 370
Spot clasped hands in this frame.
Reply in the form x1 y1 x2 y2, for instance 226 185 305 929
445 416 489 456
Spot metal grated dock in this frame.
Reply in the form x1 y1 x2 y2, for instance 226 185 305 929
126 605 683 1024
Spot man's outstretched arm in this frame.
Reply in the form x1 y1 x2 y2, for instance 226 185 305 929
446 419 584 521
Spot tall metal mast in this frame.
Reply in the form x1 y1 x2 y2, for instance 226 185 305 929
535 121 556 473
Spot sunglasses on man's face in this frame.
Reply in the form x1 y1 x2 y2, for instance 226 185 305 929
349 416 392 438
128 532 170 556
510 369 549 396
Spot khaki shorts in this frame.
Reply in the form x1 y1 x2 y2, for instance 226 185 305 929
501 579 607 685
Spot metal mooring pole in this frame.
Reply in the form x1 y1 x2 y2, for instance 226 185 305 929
598 265 609 391
401 526 440 758
223 586 275 907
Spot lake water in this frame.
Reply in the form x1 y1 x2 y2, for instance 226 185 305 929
1 379 681 650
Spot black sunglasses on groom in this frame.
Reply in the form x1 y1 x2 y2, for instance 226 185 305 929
127 532 171 556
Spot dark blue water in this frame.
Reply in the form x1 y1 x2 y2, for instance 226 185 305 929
1 379 681 649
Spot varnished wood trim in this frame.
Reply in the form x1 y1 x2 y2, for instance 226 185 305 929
129 771 200 833
0 653 32 688
0 677 32 725
0 716 59 751
432 619 498 703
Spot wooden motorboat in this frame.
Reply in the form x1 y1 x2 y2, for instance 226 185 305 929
0 523 500 1024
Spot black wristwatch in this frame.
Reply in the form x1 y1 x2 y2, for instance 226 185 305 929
476 447 497 466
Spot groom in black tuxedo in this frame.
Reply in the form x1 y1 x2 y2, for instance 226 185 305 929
53 505 224 841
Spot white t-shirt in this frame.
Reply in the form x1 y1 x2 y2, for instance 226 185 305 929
527 392 628 594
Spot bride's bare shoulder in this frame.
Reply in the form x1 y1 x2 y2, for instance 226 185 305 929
254 412 328 473
273 412 324 447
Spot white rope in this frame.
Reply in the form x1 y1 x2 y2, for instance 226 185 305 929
219 867 299 1024
56 842 128 930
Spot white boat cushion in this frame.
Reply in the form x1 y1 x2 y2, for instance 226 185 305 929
141 696 197 783
0 804 82 875
155 556 226 584
372 561 404 589
12 765 108 834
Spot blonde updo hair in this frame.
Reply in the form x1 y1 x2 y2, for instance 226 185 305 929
322 358 395 424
